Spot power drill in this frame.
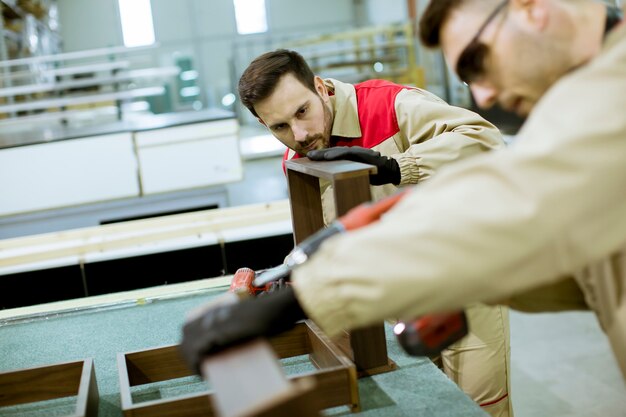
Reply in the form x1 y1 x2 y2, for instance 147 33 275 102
230 191 469 357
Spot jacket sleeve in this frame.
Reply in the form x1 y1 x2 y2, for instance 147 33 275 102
291 37 626 337
391 88 505 185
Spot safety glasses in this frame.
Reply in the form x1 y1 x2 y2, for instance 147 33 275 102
456 0 509 84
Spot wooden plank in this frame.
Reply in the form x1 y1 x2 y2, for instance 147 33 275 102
284 158 395 376
75 358 99 417
117 352 135 412
286 169 324 243
121 324 311 387
0 360 82 406
306 320 346 369
118 321 356 417
124 394 214 417
293 369 357 412
124 345 191 386
350 325 393 372
333 176 372 217
305 320 359 412
0 359 98 417
268 322 310 359
285 158 376 181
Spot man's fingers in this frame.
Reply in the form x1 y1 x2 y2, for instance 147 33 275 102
309 148 348 160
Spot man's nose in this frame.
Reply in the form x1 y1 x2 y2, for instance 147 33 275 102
292 123 308 142
470 84 498 109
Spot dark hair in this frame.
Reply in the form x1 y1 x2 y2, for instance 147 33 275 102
419 0 462 47
238 49 316 117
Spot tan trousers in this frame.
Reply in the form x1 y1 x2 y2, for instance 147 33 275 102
439 304 512 417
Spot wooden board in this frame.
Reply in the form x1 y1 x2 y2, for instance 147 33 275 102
0 358 99 417
117 321 358 417
284 158 396 375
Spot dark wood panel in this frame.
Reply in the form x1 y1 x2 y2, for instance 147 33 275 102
118 321 356 417
286 169 325 243
0 361 82 406
124 345 191 386
284 159 395 377
333 176 372 217
285 159 376 181
0 359 98 417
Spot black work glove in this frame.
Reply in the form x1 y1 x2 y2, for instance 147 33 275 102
308 146 401 185
180 286 306 374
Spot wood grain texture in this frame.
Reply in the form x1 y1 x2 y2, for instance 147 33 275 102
284 159 376 181
286 169 324 244
118 321 357 417
124 345 191 386
332 176 372 217
0 359 98 417
284 158 395 376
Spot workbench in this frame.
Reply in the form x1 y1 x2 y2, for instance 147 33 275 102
0 280 488 417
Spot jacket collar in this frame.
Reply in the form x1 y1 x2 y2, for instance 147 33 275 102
324 78 362 139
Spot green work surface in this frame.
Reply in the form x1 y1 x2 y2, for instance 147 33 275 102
0 286 487 417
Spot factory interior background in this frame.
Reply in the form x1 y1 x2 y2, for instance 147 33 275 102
0 0 624 416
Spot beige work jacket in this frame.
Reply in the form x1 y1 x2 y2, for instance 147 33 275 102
285 79 503 221
292 20 626 378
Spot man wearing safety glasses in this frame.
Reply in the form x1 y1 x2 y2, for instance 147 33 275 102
412 0 625 375
421 0 623 117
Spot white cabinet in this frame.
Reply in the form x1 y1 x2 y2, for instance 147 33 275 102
0 133 139 216
0 116 242 220
135 119 242 195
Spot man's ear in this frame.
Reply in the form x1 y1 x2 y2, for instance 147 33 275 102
512 0 548 31
257 117 267 127
314 76 330 102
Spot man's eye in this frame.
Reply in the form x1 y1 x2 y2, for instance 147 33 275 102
274 124 286 131
297 107 307 115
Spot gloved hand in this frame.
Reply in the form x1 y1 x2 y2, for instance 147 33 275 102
308 146 401 185
180 286 306 374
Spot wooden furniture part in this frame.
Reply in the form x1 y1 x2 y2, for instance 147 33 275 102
284 158 397 376
117 320 359 417
0 358 99 417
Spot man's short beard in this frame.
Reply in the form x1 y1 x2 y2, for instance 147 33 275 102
297 97 333 154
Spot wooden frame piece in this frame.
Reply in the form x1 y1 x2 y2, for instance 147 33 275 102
117 320 359 417
0 359 99 417
284 158 396 376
